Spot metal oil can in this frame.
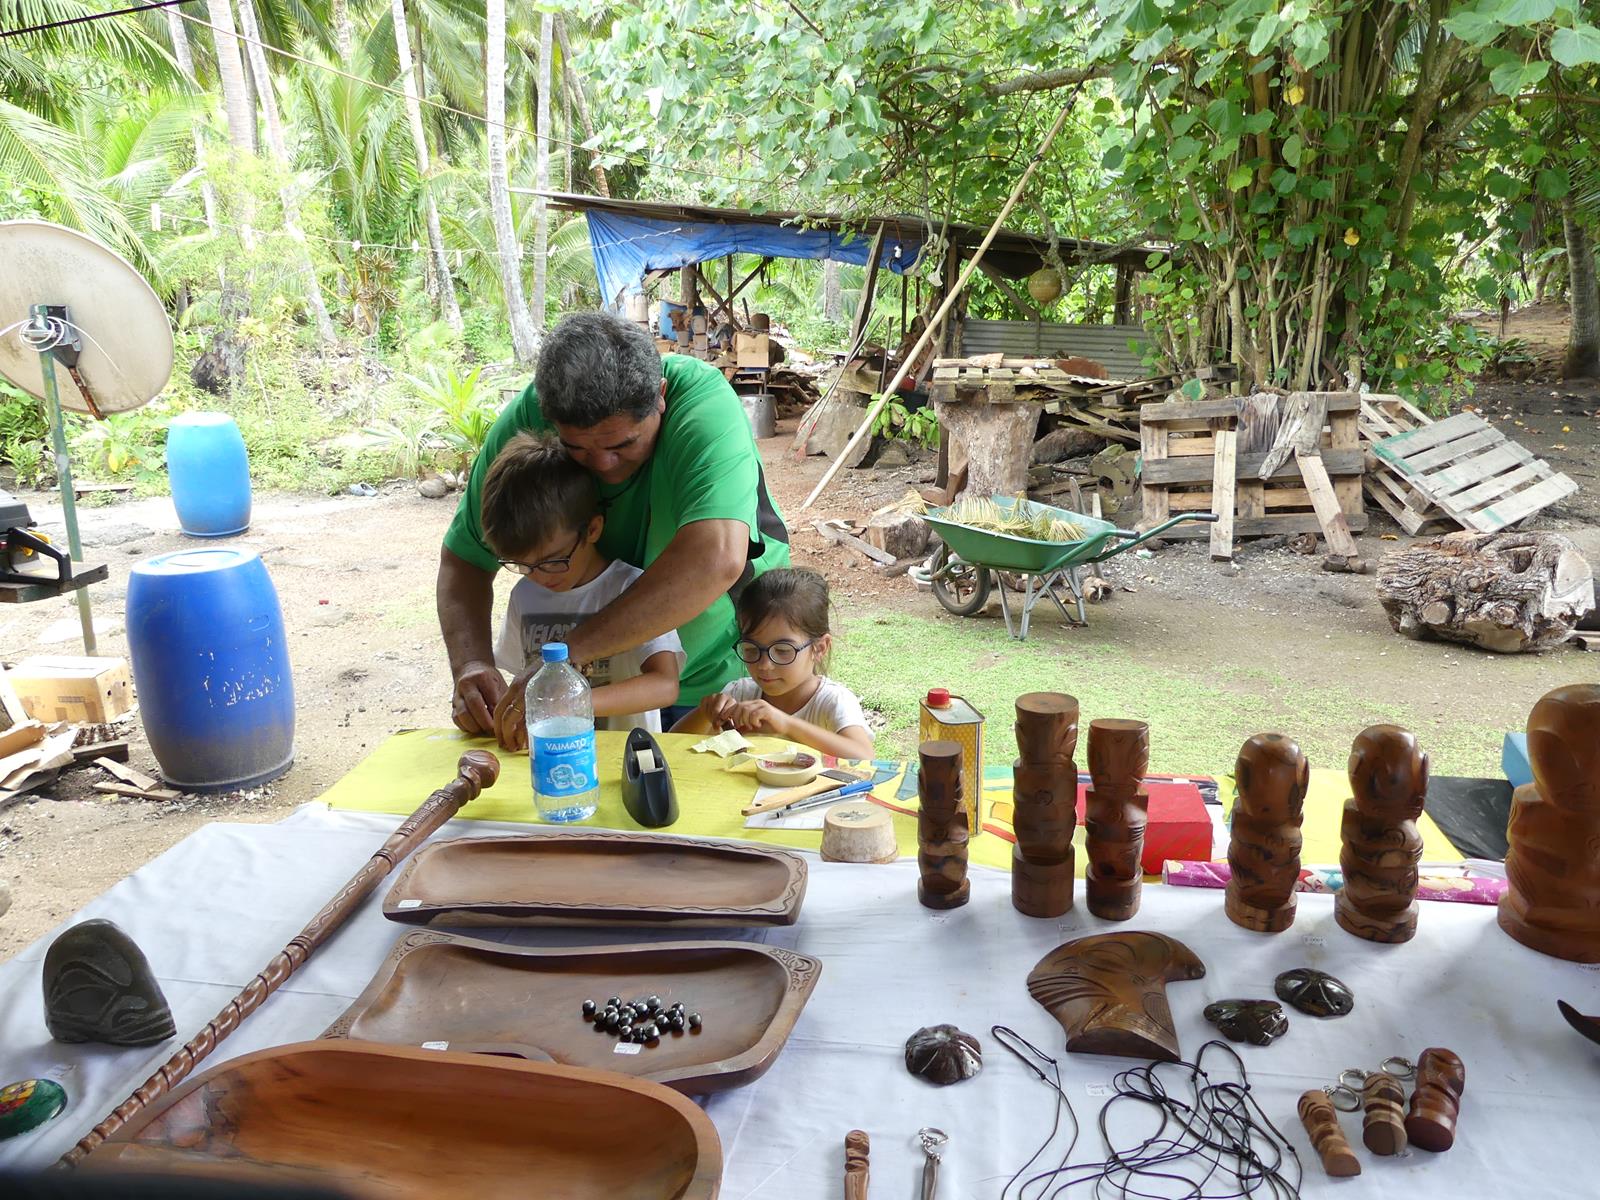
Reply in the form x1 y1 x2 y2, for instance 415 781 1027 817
919 688 985 836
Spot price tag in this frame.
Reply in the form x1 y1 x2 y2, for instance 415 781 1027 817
1302 934 1327 947
614 1042 643 1056
1085 1082 1112 1097
397 899 422 910
420 1040 448 1051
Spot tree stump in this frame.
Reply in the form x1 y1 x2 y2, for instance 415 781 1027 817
931 399 1041 498
1376 531 1594 653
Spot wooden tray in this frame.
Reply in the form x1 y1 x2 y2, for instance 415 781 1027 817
383 831 808 927
86 1041 721 1199
323 931 822 1093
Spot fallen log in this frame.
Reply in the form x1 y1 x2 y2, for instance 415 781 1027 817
1376 531 1594 653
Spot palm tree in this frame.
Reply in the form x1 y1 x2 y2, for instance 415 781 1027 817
233 0 337 343
530 10 553 330
204 0 256 152
486 0 538 362
389 0 462 331
163 7 218 232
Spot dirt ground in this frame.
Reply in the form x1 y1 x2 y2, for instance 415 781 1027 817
2 313 1597 960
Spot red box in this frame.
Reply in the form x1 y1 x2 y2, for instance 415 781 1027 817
1075 774 1212 875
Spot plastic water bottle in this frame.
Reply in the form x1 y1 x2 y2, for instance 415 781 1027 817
526 643 598 822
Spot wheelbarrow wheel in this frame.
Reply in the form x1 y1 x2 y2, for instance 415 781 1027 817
932 550 991 617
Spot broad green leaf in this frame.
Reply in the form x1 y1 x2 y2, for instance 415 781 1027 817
1551 23 1600 66
1132 24 1174 60
1493 0 1558 25
1486 170 1521 199
1282 134 1303 167
1537 166 1570 199
1489 59 1549 95
1170 135 1200 161
1243 111 1274 134
1248 13 1279 54
1271 166 1297 194
1227 164 1254 190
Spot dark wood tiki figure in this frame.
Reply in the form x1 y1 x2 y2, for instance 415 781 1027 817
1335 725 1427 944
917 741 970 910
1085 718 1151 921
1011 693 1079 918
1225 734 1309 933
1499 684 1600 963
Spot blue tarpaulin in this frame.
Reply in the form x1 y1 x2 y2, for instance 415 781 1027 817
587 210 924 309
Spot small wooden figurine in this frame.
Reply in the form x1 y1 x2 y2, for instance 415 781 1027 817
1404 1047 1465 1153
1335 725 1427 944
917 740 970 910
1498 684 1600 963
1085 718 1151 921
844 1129 870 1200
1225 734 1309 933
1011 693 1079 918
1297 1090 1360 1177
1361 1070 1408 1155
1026 931 1206 1063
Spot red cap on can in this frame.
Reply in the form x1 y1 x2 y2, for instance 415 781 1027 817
926 688 951 707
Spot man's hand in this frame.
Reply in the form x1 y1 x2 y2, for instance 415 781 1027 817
453 660 508 737
728 699 793 738
493 665 537 751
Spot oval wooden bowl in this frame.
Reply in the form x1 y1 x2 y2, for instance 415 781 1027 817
86 1041 722 1199
384 831 808 928
754 752 820 788
323 932 822 1094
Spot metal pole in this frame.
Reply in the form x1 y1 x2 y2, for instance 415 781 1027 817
30 305 97 654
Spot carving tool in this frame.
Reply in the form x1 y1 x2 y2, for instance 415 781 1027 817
741 767 868 816
58 751 501 1168
916 1127 947 1200
775 777 878 817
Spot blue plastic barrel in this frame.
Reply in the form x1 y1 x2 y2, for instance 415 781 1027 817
166 412 251 537
126 548 294 792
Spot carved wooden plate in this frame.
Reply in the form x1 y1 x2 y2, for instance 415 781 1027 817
383 831 808 927
323 931 822 1094
86 1041 722 1199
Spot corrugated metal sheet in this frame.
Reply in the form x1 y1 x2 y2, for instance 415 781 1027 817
958 320 1152 380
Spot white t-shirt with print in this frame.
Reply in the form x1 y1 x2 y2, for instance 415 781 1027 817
495 559 684 733
719 676 868 734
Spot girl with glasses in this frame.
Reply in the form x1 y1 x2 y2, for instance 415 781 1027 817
672 568 872 759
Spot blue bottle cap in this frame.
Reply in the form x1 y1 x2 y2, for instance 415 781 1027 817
541 642 569 664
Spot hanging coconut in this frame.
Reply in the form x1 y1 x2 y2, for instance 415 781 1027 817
1027 267 1062 304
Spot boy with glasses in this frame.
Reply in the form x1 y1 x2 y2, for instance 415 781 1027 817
481 433 683 733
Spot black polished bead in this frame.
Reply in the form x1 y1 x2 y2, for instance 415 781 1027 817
581 1000 597 1019
637 1023 655 1040
607 996 621 1009
688 1012 703 1030
645 995 661 1009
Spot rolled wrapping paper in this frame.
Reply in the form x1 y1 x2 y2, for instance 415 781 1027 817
1161 861 1507 906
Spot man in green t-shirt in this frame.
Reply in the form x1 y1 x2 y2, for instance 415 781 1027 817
438 311 790 748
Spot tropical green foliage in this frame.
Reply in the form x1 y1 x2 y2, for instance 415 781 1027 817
4 0 1600 499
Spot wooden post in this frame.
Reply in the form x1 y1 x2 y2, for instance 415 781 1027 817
677 265 695 350
1113 264 1133 325
1209 418 1236 561
848 227 885 351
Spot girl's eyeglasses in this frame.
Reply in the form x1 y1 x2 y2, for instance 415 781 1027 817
734 638 815 666
497 532 583 577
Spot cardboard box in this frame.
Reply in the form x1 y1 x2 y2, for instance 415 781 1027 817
735 332 771 368
7 655 133 723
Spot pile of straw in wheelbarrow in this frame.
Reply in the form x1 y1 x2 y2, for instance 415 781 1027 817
884 491 1084 543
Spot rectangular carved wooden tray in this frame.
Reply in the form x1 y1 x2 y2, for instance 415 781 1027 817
88 1041 722 1199
323 931 822 1094
382 831 808 927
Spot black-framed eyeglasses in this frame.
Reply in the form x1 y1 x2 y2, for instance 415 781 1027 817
498 532 584 577
734 638 815 666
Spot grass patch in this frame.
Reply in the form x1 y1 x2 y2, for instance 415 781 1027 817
834 608 1517 778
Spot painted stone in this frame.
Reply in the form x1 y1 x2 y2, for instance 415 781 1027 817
1274 968 1356 1018
42 918 176 1046
0 1078 67 1141
1203 999 1289 1046
905 1024 982 1086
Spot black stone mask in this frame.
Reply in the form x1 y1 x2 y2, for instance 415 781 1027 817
42 919 176 1046
1203 999 1288 1045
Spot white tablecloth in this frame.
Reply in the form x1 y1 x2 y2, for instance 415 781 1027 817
3 805 1599 1197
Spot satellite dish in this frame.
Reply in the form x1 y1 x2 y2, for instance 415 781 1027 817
0 219 173 415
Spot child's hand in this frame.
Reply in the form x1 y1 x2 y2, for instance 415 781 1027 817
729 699 791 738
698 693 740 731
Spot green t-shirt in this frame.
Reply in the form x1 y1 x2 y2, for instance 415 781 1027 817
444 354 791 704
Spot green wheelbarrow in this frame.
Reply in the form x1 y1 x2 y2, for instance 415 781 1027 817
919 496 1218 639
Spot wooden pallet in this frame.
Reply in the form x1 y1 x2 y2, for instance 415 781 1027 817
1363 401 1577 534
1357 396 1454 534
1139 394 1366 541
